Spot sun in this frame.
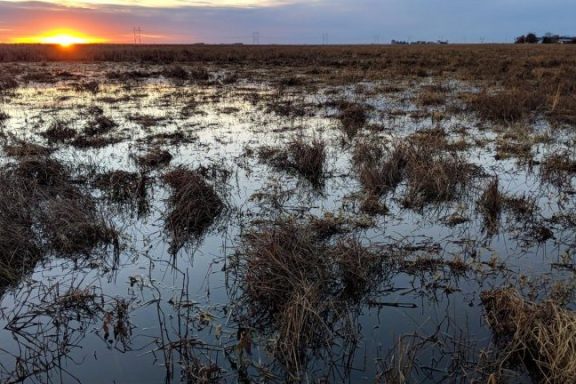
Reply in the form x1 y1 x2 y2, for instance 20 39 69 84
12 29 106 47
40 34 89 47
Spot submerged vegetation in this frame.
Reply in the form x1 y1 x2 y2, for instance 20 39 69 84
0 44 574 383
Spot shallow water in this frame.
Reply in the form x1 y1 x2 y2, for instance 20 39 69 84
0 63 574 383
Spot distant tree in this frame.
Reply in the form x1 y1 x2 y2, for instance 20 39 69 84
515 35 526 44
542 33 560 44
525 33 539 44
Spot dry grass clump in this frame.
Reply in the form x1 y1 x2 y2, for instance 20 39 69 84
481 289 576 383
469 89 545 123
353 141 407 196
353 137 478 209
337 102 369 139
401 149 478 209
495 140 533 160
0 156 117 287
258 137 326 187
0 110 9 122
541 152 576 187
4 142 52 157
417 89 447 106
0 175 40 288
0 75 18 94
477 178 502 235
40 197 117 254
41 121 76 143
83 114 117 136
136 148 173 168
233 217 389 374
93 170 147 203
162 167 224 253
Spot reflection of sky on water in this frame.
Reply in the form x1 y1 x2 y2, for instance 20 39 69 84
0 64 574 383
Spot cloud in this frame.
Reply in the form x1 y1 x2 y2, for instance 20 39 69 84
1 0 318 8
0 0 575 44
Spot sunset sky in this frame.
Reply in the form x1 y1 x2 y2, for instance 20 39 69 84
0 0 575 44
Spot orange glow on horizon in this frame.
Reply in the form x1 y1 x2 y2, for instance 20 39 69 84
11 29 107 47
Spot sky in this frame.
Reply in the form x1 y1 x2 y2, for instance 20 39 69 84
0 0 575 44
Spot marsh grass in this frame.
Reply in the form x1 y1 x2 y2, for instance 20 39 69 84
541 152 576 187
337 102 369 139
0 156 117 288
401 150 478 209
41 121 76 143
162 167 224 254
233 217 392 374
258 136 326 188
353 134 479 210
84 114 117 137
4 142 52 157
482 289 576 383
93 170 148 204
478 178 502 235
469 89 545 123
136 148 173 168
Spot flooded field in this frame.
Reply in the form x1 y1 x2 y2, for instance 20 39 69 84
0 45 575 383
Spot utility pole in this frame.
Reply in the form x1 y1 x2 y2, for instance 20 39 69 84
252 32 260 45
322 33 329 45
133 27 142 45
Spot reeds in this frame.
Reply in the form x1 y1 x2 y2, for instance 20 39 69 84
285 137 326 187
162 167 224 253
136 148 173 168
353 135 479 210
4 142 52 157
478 177 502 235
233 217 390 374
41 121 76 143
482 289 576 383
469 89 545 123
0 156 117 288
338 102 369 139
93 170 147 203
258 136 326 187
83 114 117 137
541 152 576 187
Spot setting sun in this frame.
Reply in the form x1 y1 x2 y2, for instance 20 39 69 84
41 34 88 47
11 29 107 46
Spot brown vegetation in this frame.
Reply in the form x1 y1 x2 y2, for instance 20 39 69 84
541 152 576 186
136 148 173 168
0 156 117 288
482 289 576 383
337 101 369 138
162 167 224 253
478 178 502 235
258 137 326 187
353 135 479 209
233 217 391 375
